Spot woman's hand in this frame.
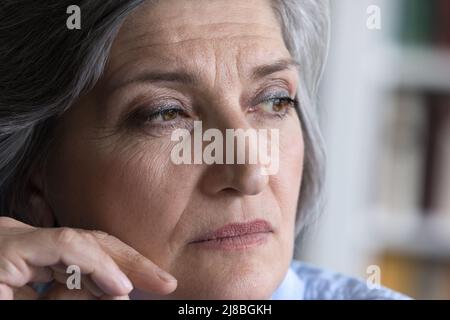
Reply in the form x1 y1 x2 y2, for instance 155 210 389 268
0 217 177 299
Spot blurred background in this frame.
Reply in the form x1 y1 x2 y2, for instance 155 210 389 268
296 0 450 299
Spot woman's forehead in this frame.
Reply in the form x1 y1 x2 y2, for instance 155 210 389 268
110 0 285 60
119 0 281 36
104 41 293 91
105 0 290 88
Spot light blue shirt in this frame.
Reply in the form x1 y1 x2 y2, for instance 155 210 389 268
271 260 410 300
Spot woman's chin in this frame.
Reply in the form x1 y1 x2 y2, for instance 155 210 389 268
171 283 275 300
168 264 284 300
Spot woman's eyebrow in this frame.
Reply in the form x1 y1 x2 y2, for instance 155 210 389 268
251 58 300 80
109 70 199 92
109 58 300 92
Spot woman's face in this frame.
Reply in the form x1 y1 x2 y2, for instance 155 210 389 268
44 0 304 299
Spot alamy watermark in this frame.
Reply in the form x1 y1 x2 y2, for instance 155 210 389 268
66 264 81 290
366 264 381 289
170 121 280 175
66 5 81 30
366 5 381 30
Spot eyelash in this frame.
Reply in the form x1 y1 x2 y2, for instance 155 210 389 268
251 95 299 119
143 107 186 122
126 105 187 129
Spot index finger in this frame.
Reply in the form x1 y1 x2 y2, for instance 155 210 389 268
91 231 177 295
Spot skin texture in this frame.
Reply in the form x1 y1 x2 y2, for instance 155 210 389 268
24 0 305 299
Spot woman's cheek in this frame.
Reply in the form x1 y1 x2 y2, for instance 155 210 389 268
83 140 195 262
275 120 304 231
279 117 304 185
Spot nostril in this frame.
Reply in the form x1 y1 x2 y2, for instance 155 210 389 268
199 161 270 196
230 165 269 195
219 187 243 197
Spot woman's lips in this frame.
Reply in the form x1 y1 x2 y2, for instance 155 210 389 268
190 219 273 250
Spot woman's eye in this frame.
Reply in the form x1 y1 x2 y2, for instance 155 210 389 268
150 108 184 122
135 107 188 125
258 97 297 117
124 105 191 135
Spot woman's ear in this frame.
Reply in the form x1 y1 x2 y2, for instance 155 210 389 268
26 170 56 228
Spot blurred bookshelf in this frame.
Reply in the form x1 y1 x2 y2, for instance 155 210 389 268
369 0 450 299
297 0 450 300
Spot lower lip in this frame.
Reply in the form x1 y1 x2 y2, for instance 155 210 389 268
191 232 271 250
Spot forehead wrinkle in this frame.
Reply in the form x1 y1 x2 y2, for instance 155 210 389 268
119 21 282 47
111 34 283 62
106 34 286 88
210 39 239 93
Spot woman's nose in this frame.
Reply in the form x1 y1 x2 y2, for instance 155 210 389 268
198 124 270 197
223 162 270 195
201 161 270 197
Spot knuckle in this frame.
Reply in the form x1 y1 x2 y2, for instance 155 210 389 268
90 230 109 239
54 228 80 247
79 230 99 243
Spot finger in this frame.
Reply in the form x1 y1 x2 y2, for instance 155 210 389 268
81 276 104 298
50 270 129 300
9 228 133 296
0 217 35 229
101 294 130 300
41 282 97 300
92 231 177 295
51 265 103 298
0 283 13 300
0 217 35 237
0 255 53 288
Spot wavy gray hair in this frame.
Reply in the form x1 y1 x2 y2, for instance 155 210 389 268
0 0 329 236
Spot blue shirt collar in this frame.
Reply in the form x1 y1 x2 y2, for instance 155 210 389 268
270 264 305 300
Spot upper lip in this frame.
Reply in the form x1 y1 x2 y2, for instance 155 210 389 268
190 219 273 243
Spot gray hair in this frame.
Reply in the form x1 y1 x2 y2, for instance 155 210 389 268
0 0 330 236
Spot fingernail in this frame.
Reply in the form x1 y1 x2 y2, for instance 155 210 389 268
156 268 176 283
118 272 133 291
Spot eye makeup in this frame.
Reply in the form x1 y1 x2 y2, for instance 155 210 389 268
115 79 298 137
119 96 194 137
249 86 299 120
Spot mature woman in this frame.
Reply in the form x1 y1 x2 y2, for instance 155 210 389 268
0 0 406 299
